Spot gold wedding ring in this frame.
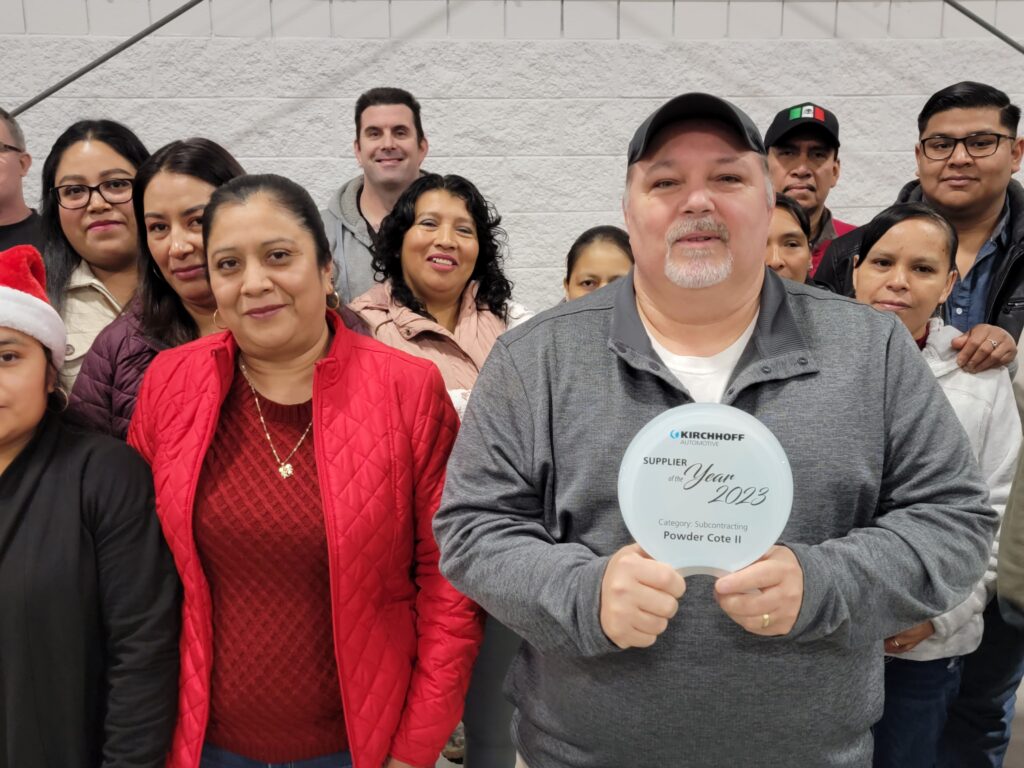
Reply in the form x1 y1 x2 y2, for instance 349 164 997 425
761 613 771 629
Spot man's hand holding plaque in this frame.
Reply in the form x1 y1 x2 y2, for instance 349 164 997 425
600 543 687 649
714 545 804 636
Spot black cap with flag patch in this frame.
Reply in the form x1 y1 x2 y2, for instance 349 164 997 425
764 103 840 149
627 93 766 165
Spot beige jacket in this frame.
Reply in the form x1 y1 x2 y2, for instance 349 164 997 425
60 261 124 390
349 281 529 416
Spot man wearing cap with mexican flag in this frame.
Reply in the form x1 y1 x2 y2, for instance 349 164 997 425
765 102 856 276
434 92 996 767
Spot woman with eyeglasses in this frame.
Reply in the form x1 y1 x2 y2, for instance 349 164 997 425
40 119 149 389
67 138 245 438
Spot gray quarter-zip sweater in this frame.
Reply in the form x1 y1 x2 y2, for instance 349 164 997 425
434 269 996 768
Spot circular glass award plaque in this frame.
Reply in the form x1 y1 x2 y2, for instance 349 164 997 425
618 403 793 576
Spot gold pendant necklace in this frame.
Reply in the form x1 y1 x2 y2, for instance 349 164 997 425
239 359 313 479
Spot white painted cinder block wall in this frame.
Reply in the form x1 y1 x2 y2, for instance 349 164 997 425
2 0 1022 309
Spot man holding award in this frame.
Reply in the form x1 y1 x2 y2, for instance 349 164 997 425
433 93 997 767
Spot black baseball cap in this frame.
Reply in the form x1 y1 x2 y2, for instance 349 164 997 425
764 103 840 149
627 93 766 165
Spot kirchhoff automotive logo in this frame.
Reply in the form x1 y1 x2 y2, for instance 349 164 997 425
669 429 745 441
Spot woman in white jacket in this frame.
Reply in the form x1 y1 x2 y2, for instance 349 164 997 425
852 202 1022 768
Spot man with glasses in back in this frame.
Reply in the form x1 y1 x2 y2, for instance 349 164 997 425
0 108 42 251
819 80 1024 767
817 82 1023 376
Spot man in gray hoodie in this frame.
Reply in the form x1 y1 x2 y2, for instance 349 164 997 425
433 93 997 767
320 87 428 302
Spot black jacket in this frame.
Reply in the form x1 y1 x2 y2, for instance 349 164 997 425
815 179 1024 341
0 415 180 768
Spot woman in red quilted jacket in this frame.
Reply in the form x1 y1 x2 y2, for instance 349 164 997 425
128 174 483 768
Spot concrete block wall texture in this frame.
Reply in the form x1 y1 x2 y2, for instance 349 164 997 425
1 1 1022 309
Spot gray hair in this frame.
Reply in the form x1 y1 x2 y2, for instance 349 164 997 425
0 108 25 150
761 155 774 208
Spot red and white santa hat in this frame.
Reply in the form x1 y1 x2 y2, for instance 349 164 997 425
0 245 67 368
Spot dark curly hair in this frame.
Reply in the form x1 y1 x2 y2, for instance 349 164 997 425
372 173 512 320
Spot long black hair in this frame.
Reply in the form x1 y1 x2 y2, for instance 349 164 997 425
40 120 149 314
856 202 958 270
372 173 512 320
134 138 245 346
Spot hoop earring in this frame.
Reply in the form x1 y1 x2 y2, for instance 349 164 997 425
51 386 69 413
213 309 228 330
326 290 341 310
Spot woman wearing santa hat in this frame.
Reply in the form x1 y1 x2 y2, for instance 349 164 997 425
0 244 180 767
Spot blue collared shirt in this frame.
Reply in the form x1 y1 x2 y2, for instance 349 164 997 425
945 201 1011 332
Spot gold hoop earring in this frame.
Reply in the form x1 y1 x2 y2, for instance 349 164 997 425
51 386 69 413
326 290 341 310
213 309 228 330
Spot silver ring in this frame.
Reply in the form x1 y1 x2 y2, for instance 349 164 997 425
990 339 999 349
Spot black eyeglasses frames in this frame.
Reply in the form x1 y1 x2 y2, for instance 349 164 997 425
920 132 1018 161
52 178 135 210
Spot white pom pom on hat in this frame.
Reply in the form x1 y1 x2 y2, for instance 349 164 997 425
0 245 68 368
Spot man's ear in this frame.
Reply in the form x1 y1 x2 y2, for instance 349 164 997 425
1010 136 1023 174
353 139 363 169
19 152 31 178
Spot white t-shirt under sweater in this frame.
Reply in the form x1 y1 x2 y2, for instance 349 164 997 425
644 313 758 403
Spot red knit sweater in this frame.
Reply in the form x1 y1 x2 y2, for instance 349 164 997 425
193 372 347 762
